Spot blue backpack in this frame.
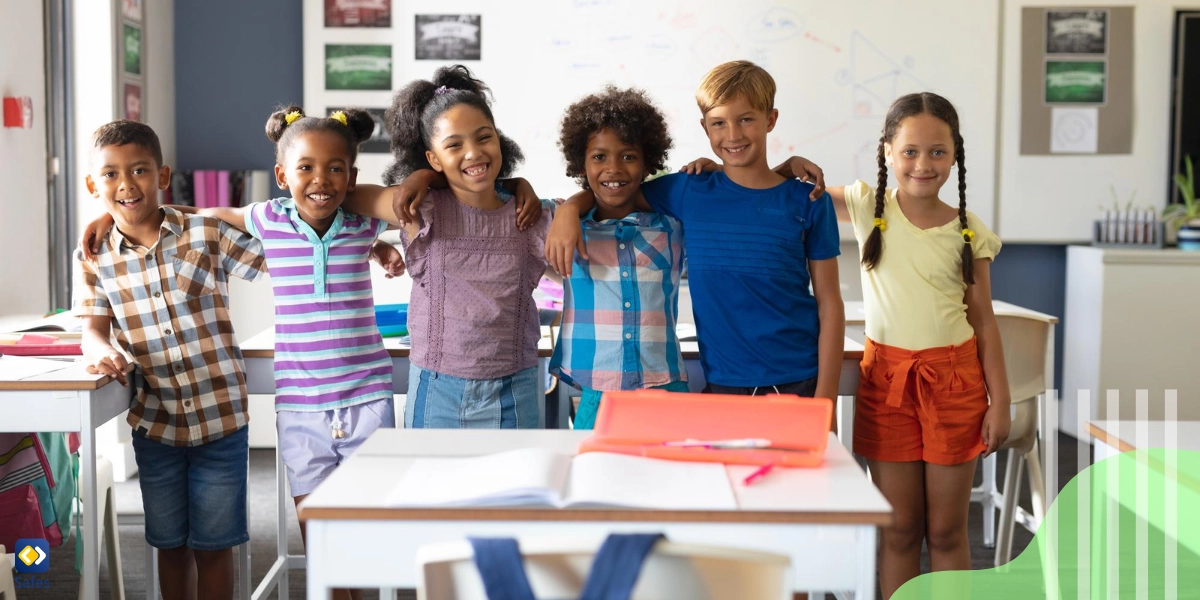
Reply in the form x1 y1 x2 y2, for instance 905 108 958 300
467 533 665 600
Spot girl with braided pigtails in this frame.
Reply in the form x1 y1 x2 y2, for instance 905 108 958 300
683 91 1012 598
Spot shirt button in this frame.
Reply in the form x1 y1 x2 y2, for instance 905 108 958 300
622 271 629 278
164 328 172 335
625 333 632 339
183 400 192 408
153 291 161 298
624 302 631 308
174 363 184 372
619 243 626 249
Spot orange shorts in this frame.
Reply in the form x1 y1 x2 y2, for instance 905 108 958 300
853 336 988 465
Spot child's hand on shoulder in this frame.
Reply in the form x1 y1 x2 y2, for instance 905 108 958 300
980 402 1011 457
391 170 441 224
78 212 116 261
782 156 827 201
679 157 721 175
369 240 405 278
511 178 542 231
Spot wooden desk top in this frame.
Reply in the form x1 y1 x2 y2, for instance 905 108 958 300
298 430 892 526
0 357 126 392
1087 420 1200 453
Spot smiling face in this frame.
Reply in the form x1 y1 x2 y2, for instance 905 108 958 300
584 128 647 219
86 143 170 244
699 94 777 169
274 129 357 235
887 113 956 201
424 103 502 200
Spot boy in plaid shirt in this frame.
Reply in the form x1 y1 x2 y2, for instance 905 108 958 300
74 120 264 600
547 87 688 428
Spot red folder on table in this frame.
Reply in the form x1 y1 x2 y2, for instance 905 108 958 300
577 390 833 467
0 333 82 356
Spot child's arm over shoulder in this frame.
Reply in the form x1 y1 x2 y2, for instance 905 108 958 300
345 169 450 225
214 215 266 281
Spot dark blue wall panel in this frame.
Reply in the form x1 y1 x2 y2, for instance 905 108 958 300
990 244 1068 391
175 0 302 170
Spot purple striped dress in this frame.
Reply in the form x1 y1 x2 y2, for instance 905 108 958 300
246 198 393 411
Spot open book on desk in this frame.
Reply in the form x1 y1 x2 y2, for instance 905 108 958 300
385 448 737 510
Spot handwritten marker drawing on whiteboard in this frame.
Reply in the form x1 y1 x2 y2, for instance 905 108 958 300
847 31 927 119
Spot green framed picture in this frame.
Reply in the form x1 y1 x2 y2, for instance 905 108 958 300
123 23 141 76
325 44 392 90
1045 60 1105 104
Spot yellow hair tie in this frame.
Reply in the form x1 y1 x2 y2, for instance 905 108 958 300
284 111 302 125
962 228 976 242
329 111 348 126
873 217 887 232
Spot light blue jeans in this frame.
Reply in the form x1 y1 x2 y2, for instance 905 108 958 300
405 364 540 428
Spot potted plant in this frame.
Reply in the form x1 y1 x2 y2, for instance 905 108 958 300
1165 155 1200 250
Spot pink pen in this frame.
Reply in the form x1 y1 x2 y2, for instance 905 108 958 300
741 463 775 486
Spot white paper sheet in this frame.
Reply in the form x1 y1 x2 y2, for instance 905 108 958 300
1051 107 1099 154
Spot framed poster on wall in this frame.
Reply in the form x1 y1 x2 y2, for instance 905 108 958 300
115 0 145 121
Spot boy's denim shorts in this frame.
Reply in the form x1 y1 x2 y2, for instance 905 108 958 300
131 426 249 551
276 398 395 497
405 364 540 428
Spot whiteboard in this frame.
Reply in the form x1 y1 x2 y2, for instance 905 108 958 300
306 0 999 229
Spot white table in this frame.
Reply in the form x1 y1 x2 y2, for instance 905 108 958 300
0 357 133 600
1087 421 1200 596
298 429 892 599
238 330 864 600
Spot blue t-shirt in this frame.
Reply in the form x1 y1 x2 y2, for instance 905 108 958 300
641 171 840 387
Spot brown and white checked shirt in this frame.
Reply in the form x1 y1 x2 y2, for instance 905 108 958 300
74 207 266 446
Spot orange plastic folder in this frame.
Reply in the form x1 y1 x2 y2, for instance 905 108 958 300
577 391 833 467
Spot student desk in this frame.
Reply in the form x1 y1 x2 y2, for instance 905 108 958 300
1087 421 1200 595
298 429 893 599
238 332 864 600
0 357 133 600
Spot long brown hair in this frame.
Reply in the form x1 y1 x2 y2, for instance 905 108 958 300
861 92 975 284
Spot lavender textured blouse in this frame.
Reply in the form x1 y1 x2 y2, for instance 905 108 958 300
401 188 552 379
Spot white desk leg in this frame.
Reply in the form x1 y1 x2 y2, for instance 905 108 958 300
981 453 996 548
277 443 290 600
857 524 878 600
306 521 331 600
837 395 854 452
77 390 100 600
146 546 158 600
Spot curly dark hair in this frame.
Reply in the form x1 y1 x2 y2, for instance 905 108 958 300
264 105 375 166
381 64 523 185
558 86 673 190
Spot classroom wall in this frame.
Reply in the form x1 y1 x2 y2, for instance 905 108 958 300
174 0 302 171
170 0 1084 402
998 0 1198 242
0 0 51 315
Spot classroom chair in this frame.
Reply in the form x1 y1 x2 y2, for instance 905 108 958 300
78 457 125 600
972 313 1052 565
1 544 15 600
416 535 792 600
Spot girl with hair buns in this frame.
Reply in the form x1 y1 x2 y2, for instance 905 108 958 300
343 64 552 429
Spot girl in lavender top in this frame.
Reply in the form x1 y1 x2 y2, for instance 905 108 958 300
348 65 552 428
